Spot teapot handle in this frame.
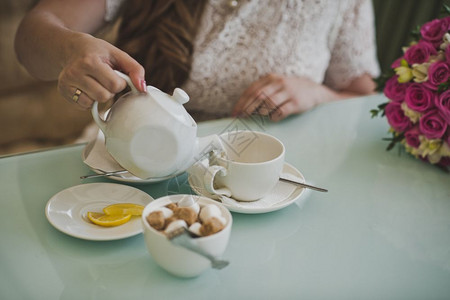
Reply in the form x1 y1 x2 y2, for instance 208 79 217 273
113 70 139 94
91 101 107 134
91 71 139 133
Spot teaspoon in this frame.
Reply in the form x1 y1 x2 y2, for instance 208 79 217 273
279 177 328 192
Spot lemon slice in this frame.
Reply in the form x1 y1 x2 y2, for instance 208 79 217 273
103 203 145 216
87 212 132 227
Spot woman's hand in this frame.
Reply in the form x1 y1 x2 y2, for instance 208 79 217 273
15 0 146 110
57 34 146 109
232 74 325 121
232 73 376 121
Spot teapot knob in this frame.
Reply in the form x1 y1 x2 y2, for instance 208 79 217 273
172 88 189 105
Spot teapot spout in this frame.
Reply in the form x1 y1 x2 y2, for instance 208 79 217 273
194 134 225 163
178 134 225 172
196 134 225 159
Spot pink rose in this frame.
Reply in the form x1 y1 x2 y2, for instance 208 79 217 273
428 61 450 86
420 18 449 47
404 126 421 148
404 41 437 65
446 45 450 63
419 109 447 139
436 90 450 124
383 76 409 102
405 83 436 112
385 102 412 132
422 81 439 91
390 57 403 69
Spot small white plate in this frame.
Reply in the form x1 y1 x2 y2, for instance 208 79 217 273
81 130 181 184
189 162 307 214
45 183 154 241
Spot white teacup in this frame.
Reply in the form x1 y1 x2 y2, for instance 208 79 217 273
142 195 232 278
193 131 285 201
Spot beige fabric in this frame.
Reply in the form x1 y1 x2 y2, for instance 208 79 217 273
0 1 37 92
0 1 117 155
0 0 380 155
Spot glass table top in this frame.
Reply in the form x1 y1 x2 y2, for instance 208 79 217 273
0 94 449 299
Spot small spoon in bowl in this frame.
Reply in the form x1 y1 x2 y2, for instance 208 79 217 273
166 227 229 270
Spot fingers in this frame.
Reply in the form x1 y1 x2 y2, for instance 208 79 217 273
253 89 295 121
270 101 296 121
59 83 92 110
57 38 147 108
233 74 282 116
89 62 128 94
232 74 315 121
111 48 146 92
59 59 115 108
239 74 275 102
64 86 95 110
58 71 111 109
234 73 299 119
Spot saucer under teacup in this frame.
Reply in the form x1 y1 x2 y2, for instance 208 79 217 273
82 130 183 184
188 162 308 214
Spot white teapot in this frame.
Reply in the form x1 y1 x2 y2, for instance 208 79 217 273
91 71 223 179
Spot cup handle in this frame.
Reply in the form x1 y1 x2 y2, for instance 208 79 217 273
203 165 232 197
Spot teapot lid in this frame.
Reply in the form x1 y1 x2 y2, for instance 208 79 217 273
149 87 195 126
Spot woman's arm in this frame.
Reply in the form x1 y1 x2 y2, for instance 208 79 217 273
15 0 146 109
15 0 107 79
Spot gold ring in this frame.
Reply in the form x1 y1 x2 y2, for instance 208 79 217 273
72 89 82 103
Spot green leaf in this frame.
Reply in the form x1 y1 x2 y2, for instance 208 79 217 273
441 4 450 16
382 132 404 152
437 81 450 93
386 140 397 151
370 102 388 119
374 71 394 92
377 102 388 110
410 25 421 40
370 109 379 118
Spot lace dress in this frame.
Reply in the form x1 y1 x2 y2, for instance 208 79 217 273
106 0 380 119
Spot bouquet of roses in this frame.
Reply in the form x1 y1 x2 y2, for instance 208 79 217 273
372 10 450 171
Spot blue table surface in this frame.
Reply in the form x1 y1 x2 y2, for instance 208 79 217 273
1 94 449 300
